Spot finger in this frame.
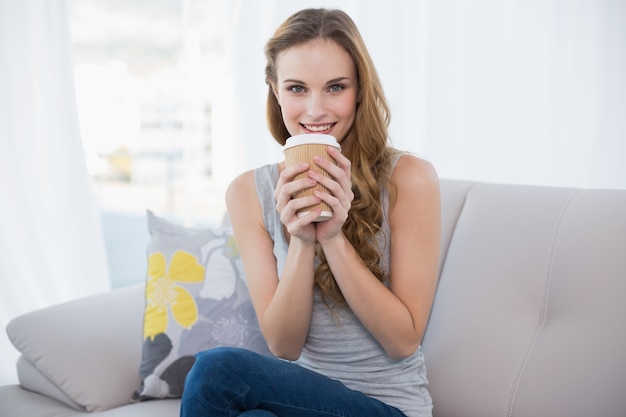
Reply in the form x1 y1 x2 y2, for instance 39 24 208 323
275 177 317 213
327 146 351 175
274 162 313 210
274 162 310 196
315 148 352 191
281 195 322 220
313 189 349 223
281 197 323 237
308 165 353 208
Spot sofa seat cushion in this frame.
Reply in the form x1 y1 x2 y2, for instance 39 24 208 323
0 385 180 417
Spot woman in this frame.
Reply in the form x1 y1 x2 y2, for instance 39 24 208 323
181 8 440 417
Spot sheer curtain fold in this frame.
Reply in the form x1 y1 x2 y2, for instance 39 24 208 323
224 0 626 190
0 0 110 385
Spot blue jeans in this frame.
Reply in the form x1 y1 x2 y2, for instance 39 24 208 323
180 347 408 417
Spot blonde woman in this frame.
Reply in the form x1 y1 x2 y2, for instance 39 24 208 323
181 8 440 417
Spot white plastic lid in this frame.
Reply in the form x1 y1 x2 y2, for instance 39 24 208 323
282 133 340 152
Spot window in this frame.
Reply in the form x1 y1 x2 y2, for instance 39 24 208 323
69 0 228 226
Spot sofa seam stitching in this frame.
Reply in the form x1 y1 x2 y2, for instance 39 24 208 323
504 189 581 417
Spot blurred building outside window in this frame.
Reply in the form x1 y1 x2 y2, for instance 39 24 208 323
69 0 228 227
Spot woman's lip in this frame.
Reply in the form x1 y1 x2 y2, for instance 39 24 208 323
301 123 335 134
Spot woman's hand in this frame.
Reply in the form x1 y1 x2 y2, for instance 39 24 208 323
274 162 320 243
276 146 353 243
310 146 354 242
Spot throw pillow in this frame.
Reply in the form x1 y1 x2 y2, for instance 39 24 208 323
133 210 271 401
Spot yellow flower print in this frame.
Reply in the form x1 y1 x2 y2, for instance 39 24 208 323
144 250 205 341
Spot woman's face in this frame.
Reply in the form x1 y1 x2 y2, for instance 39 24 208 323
272 38 358 143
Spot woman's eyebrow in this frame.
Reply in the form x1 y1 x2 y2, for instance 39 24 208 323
326 77 350 85
281 76 351 85
281 78 305 84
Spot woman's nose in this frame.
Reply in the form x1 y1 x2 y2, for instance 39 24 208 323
306 93 327 118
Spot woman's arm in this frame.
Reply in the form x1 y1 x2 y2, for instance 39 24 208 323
319 154 441 359
225 169 317 360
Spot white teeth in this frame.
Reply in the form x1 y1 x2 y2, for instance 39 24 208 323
305 124 332 132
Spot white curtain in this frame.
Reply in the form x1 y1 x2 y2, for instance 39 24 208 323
0 0 110 384
216 0 626 190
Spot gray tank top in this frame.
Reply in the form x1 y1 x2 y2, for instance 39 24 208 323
253 151 432 417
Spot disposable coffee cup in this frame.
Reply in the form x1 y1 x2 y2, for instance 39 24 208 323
282 133 341 222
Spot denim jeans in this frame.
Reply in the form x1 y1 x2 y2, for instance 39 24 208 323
180 347 408 417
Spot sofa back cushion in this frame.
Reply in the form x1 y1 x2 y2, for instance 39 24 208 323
422 181 626 417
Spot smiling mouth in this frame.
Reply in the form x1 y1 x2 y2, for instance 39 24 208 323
301 123 335 133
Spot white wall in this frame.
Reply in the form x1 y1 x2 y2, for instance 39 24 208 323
215 0 626 190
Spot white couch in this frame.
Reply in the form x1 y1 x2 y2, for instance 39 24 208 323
2 179 626 417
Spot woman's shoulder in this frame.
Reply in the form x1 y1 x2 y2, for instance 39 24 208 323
226 163 279 199
225 169 257 216
387 152 440 230
225 163 281 225
226 169 255 197
225 167 270 234
390 151 439 190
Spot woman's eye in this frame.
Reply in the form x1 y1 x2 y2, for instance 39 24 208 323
289 85 305 93
329 84 344 93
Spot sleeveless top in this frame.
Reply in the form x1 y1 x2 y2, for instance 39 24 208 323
253 151 433 417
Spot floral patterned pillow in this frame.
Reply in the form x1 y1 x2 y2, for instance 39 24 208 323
133 210 271 401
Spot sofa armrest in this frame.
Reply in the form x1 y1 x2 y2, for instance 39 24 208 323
6 284 145 412
15 355 81 410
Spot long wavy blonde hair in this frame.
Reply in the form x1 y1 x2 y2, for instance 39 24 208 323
264 8 393 307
